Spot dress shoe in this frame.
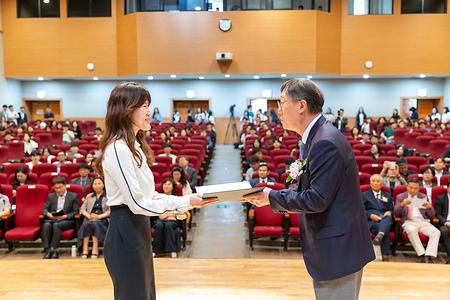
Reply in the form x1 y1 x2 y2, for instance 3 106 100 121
51 250 59 259
42 248 48 253
372 232 384 246
43 250 52 259
421 255 431 263
382 255 389 262
446 260 450 264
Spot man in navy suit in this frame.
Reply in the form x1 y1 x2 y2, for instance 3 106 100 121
245 79 374 300
249 162 276 188
361 174 394 261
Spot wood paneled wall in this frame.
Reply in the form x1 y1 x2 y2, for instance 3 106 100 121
2 0 450 77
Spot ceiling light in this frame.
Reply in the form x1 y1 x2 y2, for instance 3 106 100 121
224 74 231 78
281 74 287 78
198 76 205 80
307 75 313 79
43 0 50 3
170 74 177 79
93 77 99 81
194 6 201 11
38 77 44 81
147 76 154 80
419 74 426 78
253 75 260 80
363 74 370 79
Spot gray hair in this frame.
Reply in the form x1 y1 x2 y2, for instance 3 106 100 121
370 174 382 182
280 78 324 114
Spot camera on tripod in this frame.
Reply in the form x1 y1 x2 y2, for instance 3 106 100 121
229 104 236 117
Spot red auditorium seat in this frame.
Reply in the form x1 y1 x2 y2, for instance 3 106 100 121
360 163 383 175
430 186 446 207
380 144 395 152
39 172 69 189
0 184 14 204
2 163 29 176
60 163 81 176
150 163 169 176
0 173 7 184
4 184 49 251
405 156 428 169
284 213 300 250
35 133 52 146
359 184 390 194
355 156 372 169
353 144 371 151
79 144 98 152
155 156 173 165
5 141 24 160
429 139 448 159
248 205 286 250
0 145 10 164
273 155 295 166
415 136 434 154
270 149 291 157
31 163 57 177
376 156 398 164
358 172 371 185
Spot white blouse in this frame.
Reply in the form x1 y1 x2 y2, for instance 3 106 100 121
102 139 191 216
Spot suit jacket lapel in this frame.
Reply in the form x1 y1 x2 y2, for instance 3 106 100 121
303 116 326 159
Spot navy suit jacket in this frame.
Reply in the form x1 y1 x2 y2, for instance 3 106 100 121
268 116 375 281
249 177 275 188
362 189 394 220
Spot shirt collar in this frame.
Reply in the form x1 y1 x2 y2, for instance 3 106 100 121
301 114 322 144
58 191 67 199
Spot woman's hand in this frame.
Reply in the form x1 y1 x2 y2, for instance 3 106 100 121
189 194 218 208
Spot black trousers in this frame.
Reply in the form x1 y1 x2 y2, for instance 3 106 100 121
104 205 156 300
439 225 450 258
41 220 74 249
153 219 181 254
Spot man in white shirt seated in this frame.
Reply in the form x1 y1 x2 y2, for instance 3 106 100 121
420 167 436 201
249 162 276 188
394 178 440 263
158 143 177 164
66 143 84 162
53 151 72 172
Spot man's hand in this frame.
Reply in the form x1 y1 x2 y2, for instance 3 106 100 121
422 201 432 209
402 198 411 206
370 214 382 222
55 215 68 221
90 214 98 220
47 213 55 220
445 221 450 228
242 188 272 207
383 211 392 217
189 194 218 208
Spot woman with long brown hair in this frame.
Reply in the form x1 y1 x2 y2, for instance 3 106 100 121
97 82 213 300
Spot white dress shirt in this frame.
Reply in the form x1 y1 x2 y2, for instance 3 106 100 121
56 191 67 212
103 139 190 216
301 114 323 144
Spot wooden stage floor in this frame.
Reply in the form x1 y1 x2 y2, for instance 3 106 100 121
0 258 448 300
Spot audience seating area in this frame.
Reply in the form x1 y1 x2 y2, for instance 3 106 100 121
0 120 215 255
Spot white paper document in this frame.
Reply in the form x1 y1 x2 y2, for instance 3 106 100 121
196 181 264 202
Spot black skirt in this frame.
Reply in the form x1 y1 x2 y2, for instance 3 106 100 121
104 205 156 300
77 219 108 248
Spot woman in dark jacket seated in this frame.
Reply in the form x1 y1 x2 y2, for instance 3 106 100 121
78 177 109 259
153 178 183 258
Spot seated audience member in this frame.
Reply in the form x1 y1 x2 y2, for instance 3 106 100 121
71 163 93 193
360 132 370 144
71 121 82 140
94 127 103 141
245 155 260 181
26 150 42 171
370 134 380 145
435 181 450 264
62 124 75 144
380 123 395 144
12 167 33 192
84 153 95 170
42 146 55 163
42 177 79 259
350 127 360 141
78 177 109 259
380 161 407 195
3 132 13 144
396 145 407 159
153 178 183 258
370 144 382 162
420 167 436 201
23 133 38 156
53 151 72 172
397 158 416 179
271 138 282 150
66 143 84 161
249 162 276 187
433 157 448 186
394 178 440 263
171 166 192 196
158 143 177 164
277 157 296 182
178 156 197 189
362 174 394 261
0 192 11 228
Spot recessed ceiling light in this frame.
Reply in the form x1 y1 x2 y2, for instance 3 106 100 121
307 75 313 79
198 76 205 80
170 74 177 79
419 74 426 78
43 0 50 3
281 74 287 78
38 77 44 81
224 74 231 78
363 74 370 79
253 75 260 80
93 77 99 81
147 76 154 80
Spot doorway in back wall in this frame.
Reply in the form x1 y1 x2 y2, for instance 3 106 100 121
400 96 443 119
23 99 62 121
171 98 210 122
